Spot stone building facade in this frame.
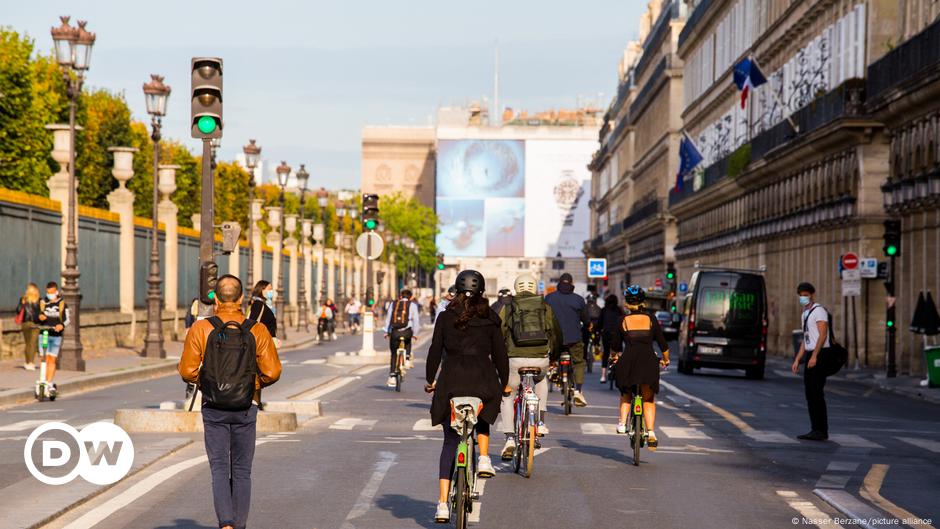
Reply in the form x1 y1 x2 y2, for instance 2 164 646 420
360 126 436 209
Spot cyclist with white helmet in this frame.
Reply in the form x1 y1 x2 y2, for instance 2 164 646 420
496 273 562 460
610 285 670 450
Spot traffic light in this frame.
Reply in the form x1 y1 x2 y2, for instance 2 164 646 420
883 219 901 257
436 253 445 270
362 194 379 231
366 287 375 307
191 57 222 139
199 261 219 305
886 311 896 328
665 263 676 281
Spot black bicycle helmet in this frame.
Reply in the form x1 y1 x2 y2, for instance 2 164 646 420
455 269 486 296
624 284 646 306
498 288 511 297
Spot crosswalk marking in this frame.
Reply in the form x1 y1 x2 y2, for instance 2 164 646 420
660 426 711 440
329 418 377 431
745 430 799 444
0 420 48 432
815 474 850 489
896 436 940 453
412 419 441 431
828 434 884 449
826 461 860 472
301 358 327 365
580 423 619 435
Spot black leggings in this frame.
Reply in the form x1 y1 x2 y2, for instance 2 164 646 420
601 332 618 368
439 421 490 480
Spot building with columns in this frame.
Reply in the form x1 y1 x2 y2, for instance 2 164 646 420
361 126 436 209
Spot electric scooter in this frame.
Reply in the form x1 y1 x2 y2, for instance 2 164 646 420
34 326 57 402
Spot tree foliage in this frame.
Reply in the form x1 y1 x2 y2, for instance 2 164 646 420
378 193 439 273
75 89 133 208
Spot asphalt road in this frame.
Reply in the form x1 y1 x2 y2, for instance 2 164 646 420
9 334 939 529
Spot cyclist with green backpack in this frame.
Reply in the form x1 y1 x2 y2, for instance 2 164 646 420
496 273 563 460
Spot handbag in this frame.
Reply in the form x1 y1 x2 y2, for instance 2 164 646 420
15 305 26 325
804 305 847 376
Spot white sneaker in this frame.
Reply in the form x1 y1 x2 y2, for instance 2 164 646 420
24 363 35 371
434 502 449 523
500 438 516 460
331 333 337 340
386 375 397 387
477 455 495 478
616 423 628 434
573 391 588 407
405 359 415 370
537 422 549 436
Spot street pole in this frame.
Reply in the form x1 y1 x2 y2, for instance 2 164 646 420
143 113 165 357
886 254 897 377
59 74 85 371
198 139 215 318
274 161 290 339
361 235 376 356
296 166 310 332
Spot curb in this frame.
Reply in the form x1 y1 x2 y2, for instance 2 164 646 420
0 335 321 410
813 488 885 529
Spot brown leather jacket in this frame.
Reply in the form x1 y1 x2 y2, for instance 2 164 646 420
178 302 282 403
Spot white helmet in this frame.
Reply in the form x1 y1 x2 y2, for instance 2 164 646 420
514 273 538 295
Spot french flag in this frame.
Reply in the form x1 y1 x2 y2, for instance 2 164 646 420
733 57 767 109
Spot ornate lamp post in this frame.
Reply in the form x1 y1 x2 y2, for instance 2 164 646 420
142 74 171 358
50 16 95 371
243 139 261 289
295 164 310 332
335 203 347 309
275 161 291 339
317 188 329 303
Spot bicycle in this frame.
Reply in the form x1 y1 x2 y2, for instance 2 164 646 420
34 326 57 402
585 329 601 374
392 336 407 392
511 367 542 478
558 352 574 416
626 384 646 466
448 397 482 529
608 352 618 391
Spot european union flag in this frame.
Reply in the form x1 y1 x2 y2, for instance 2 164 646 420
733 57 767 108
676 133 703 192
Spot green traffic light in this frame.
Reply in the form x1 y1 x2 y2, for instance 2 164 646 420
208 290 216 300
197 116 217 134
886 320 895 328
437 264 445 270
365 219 377 230
885 245 898 256
666 272 675 280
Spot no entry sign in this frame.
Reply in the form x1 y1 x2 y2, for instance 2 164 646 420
841 252 859 270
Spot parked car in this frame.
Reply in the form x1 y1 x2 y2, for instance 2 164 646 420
645 291 680 341
677 266 768 379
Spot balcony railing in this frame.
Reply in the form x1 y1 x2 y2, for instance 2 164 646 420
868 16 940 106
622 199 661 231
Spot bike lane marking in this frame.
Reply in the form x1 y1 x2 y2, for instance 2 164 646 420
339 451 397 529
660 380 753 433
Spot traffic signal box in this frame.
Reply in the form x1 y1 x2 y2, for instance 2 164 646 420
191 57 223 139
362 194 379 231
199 262 219 305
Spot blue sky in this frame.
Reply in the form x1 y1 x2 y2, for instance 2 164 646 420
7 0 643 188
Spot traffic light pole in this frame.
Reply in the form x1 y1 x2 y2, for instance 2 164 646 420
198 138 215 318
360 236 376 356
886 254 897 378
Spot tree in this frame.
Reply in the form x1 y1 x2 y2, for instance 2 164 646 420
75 89 134 208
127 125 200 226
379 193 439 274
214 161 249 229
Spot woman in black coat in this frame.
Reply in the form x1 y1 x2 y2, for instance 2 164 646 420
596 293 624 384
425 271 508 522
247 280 278 339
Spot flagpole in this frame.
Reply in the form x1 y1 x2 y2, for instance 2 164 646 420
750 56 800 134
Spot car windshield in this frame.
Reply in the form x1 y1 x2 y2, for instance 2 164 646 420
695 273 763 333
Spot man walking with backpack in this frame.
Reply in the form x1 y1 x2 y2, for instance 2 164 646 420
384 288 422 387
497 273 562 459
179 274 281 529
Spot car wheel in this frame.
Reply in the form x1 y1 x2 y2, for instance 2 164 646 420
678 359 694 375
745 364 765 380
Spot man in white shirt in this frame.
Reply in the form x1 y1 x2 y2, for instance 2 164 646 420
791 282 831 441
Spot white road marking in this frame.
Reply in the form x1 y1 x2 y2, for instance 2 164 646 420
827 461 860 472
340 451 397 529
815 474 851 489
745 430 799 444
295 376 359 400
660 380 753 433
896 436 940 453
329 418 377 431
7 408 63 414
301 358 327 364
814 488 887 529
580 422 619 435
776 490 845 529
660 426 711 440
413 419 442 431
829 434 884 449
0 419 48 432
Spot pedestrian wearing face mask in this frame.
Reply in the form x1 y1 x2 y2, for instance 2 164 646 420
247 280 278 341
37 281 69 395
791 282 831 441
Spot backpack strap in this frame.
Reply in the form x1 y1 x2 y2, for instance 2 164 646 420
208 316 224 330
240 319 256 333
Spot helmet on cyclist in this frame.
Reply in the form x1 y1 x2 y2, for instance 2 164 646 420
498 288 512 298
446 285 457 296
623 284 646 307
513 273 537 295
454 269 485 296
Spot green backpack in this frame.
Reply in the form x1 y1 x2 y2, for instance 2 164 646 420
510 296 549 347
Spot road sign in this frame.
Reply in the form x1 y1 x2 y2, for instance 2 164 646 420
356 232 384 260
679 281 689 294
587 258 607 278
842 278 861 297
859 257 878 278
841 252 859 270
841 269 861 281
655 278 663 288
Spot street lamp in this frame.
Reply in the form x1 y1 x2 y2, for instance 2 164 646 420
295 164 310 332
50 16 96 371
243 139 261 290
317 188 329 303
335 203 347 308
142 74 171 359
275 161 291 339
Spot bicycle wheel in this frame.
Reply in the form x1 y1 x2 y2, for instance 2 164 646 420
512 406 522 473
632 412 642 466
454 466 468 529
525 424 536 478
564 380 573 416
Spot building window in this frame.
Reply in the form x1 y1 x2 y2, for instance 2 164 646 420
552 259 565 270
518 260 530 269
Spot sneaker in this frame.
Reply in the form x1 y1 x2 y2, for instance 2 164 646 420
573 391 588 407
797 431 829 441
331 333 337 340
616 423 628 435
477 455 495 478
537 422 549 436
47 383 57 398
501 438 516 460
599 375 606 384
386 375 397 388
647 432 658 451
434 502 449 523
405 359 415 370
24 363 35 371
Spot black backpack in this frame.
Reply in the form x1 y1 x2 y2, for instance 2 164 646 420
803 306 848 376
200 317 258 411
390 300 411 329
509 296 550 347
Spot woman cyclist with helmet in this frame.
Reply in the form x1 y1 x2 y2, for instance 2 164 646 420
426 270 509 523
610 284 670 449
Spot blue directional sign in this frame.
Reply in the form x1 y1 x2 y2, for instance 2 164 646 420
679 281 689 293
587 258 607 278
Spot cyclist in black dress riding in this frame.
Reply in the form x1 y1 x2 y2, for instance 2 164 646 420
610 285 670 449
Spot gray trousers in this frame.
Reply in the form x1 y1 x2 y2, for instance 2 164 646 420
203 405 258 529
498 357 550 434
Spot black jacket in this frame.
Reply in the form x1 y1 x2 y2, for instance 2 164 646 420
247 298 278 339
16 297 41 325
597 304 625 336
426 307 510 426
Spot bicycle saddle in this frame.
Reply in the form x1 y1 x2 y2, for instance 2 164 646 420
517 367 542 376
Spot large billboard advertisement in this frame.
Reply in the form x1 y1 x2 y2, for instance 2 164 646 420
436 138 591 258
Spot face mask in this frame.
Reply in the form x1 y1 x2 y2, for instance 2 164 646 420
799 295 811 307
46 292 57 300
265 290 274 300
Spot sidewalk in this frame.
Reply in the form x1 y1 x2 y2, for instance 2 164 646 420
0 328 320 408
766 355 940 405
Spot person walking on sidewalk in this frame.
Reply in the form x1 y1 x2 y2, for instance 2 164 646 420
545 272 589 407
791 282 831 441
497 273 562 459
37 281 69 396
247 280 278 341
15 283 42 371
345 297 363 334
179 274 281 529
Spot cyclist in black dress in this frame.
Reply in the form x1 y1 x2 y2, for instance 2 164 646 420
610 285 670 449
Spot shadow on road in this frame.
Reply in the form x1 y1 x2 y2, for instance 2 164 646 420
374 493 439 529
558 438 629 464
152 519 216 529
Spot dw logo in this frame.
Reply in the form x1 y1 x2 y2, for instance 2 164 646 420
23 422 135 485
